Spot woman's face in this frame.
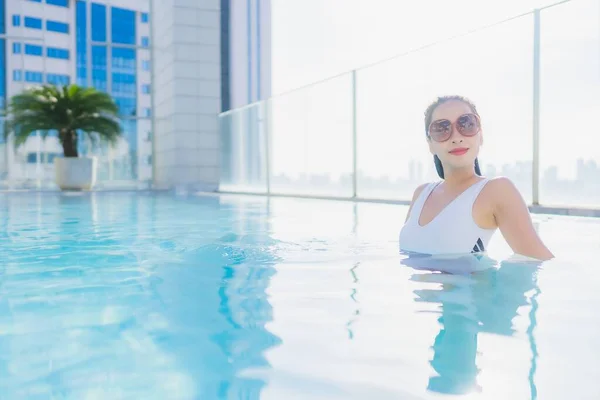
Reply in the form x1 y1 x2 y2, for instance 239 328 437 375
427 100 483 173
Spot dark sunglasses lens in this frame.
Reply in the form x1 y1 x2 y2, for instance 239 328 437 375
457 114 479 135
430 120 451 141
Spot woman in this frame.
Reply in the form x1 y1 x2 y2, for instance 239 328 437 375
399 95 553 261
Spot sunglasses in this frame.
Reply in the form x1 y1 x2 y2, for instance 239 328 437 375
427 113 481 142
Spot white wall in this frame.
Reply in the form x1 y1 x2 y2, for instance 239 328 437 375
151 0 221 191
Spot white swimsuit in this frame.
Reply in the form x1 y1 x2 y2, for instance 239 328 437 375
399 179 496 255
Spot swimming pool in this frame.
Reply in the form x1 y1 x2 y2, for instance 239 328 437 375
0 191 598 399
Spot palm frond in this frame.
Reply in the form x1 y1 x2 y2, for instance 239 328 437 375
5 84 124 157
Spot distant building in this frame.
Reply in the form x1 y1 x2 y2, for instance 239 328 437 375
0 0 152 185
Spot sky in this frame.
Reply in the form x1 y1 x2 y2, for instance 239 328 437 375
266 0 600 183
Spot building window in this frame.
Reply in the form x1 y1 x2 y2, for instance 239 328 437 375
91 45 108 92
142 84 150 94
12 43 22 54
141 60 150 71
76 0 87 86
28 0 42 3
46 0 69 7
24 17 43 30
13 70 22 81
146 131 152 141
25 71 43 83
111 7 136 45
47 47 70 59
47 73 70 86
46 20 69 33
91 3 107 42
141 12 149 23
27 153 38 164
143 108 151 117
25 44 43 56
12 15 21 27
141 36 149 47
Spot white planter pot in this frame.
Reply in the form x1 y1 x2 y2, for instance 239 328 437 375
54 157 98 190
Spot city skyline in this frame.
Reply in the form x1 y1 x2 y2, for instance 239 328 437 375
222 156 600 207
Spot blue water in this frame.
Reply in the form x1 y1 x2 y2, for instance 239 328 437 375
0 192 599 399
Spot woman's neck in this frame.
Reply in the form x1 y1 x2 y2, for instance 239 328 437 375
443 167 480 188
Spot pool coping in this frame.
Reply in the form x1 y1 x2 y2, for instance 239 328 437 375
1 188 598 218
213 190 600 218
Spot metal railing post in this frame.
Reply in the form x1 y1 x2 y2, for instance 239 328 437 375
532 9 541 206
264 100 271 195
351 70 358 198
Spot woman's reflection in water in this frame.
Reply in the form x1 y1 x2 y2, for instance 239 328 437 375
401 254 541 396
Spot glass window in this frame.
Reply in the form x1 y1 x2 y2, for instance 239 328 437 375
111 47 137 116
0 39 4 111
24 17 43 30
13 70 22 81
46 0 69 7
91 45 108 92
46 20 69 33
111 7 136 45
12 43 22 54
12 15 21 27
144 108 151 117
25 44 43 56
47 47 70 59
47 73 70 86
28 0 42 3
91 3 107 42
141 12 149 23
76 0 87 86
141 37 149 47
142 84 150 94
25 71 43 83
141 60 150 71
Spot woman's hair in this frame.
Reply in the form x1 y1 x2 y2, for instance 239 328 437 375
424 95 482 179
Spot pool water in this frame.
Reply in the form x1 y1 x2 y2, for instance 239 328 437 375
0 191 598 399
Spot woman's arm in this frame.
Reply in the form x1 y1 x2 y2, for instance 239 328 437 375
490 177 554 261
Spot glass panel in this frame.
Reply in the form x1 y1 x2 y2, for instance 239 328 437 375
46 0 69 7
76 0 87 86
135 118 152 182
356 16 534 202
111 7 136 45
0 38 5 110
91 45 107 92
111 46 137 116
220 102 268 193
112 119 139 181
46 20 69 34
539 0 600 207
269 74 354 196
91 3 107 42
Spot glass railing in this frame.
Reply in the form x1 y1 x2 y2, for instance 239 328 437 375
219 0 600 209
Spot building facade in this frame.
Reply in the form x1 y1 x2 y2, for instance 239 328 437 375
0 0 152 187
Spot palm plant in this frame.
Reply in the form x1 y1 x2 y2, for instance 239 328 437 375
5 84 122 157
